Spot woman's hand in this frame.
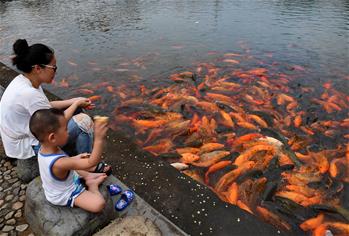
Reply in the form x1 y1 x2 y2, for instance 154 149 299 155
72 97 92 108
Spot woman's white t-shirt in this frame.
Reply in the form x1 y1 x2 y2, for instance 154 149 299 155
0 74 51 159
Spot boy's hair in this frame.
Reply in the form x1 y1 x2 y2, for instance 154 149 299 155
29 108 65 142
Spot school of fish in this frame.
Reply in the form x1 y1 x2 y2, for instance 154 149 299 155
56 52 349 235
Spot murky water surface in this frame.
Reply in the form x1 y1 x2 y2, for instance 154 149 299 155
1 0 349 234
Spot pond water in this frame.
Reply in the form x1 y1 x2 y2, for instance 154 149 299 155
1 0 349 234
0 0 348 102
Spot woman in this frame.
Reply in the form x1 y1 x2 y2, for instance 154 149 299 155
0 39 110 182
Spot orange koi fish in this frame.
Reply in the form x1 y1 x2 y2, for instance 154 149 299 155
234 144 276 166
226 182 239 205
248 114 268 128
60 79 69 88
180 153 200 164
299 214 324 231
176 147 200 154
294 115 302 127
196 101 219 112
237 121 258 130
312 224 327 236
206 93 232 103
106 86 114 93
199 143 225 154
237 200 253 214
248 68 267 76
223 53 241 57
230 133 263 149
67 60 78 66
143 139 173 156
204 160 232 184
256 206 291 231
219 110 234 127
223 59 240 64
215 161 255 192
77 88 94 95
192 151 230 168
88 95 102 102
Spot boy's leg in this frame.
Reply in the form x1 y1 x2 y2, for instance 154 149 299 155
73 174 107 213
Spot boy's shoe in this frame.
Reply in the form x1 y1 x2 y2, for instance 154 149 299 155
115 190 135 211
107 184 122 196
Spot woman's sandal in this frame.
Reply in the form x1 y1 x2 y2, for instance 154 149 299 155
115 190 135 211
94 161 112 176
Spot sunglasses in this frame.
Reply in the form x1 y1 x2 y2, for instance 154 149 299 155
32 64 58 72
41 64 58 72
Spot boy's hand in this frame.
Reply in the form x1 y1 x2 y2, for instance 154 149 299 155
78 153 91 159
94 119 108 141
72 153 90 160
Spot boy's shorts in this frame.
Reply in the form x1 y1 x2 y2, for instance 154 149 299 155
66 173 86 208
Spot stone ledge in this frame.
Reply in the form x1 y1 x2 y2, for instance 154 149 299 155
25 175 187 236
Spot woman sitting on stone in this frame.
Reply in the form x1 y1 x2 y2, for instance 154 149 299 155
0 39 111 183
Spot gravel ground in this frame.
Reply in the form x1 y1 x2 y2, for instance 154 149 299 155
0 142 34 236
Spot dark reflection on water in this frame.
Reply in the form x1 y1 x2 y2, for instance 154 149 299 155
0 0 348 108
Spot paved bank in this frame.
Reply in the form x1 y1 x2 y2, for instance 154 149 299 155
0 142 33 236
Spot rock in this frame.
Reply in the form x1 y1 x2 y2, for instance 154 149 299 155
13 187 20 196
5 219 15 225
94 216 161 236
0 203 8 210
5 195 14 202
2 225 14 232
0 232 8 236
16 158 39 184
11 196 18 203
4 161 11 168
0 199 4 207
14 210 22 218
19 195 25 202
4 175 11 180
25 177 118 236
19 190 25 196
20 184 27 190
15 224 28 232
12 181 21 189
4 211 14 220
4 170 11 175
0 186 3 192
12 202 23 210
8 178 18 184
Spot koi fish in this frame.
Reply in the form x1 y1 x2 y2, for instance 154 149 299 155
192 150 230 167
67 60 78 66
299 214 324 231
205 160 232 184
89 95 102 102
170 162 188 171
223 59 240 64
180 153 200 164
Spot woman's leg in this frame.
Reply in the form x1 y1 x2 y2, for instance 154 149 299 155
63 116 93 155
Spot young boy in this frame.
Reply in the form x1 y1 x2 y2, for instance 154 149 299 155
29 108 109 213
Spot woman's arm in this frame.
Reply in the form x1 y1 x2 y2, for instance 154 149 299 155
50 98 91 120
50 99 75 109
